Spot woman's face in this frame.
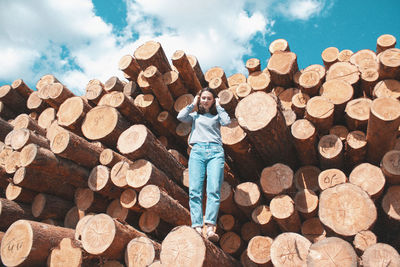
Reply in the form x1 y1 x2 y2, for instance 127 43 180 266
199 91 215 111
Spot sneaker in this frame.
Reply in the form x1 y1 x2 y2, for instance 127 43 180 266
194 226 202 235
206 226 219 243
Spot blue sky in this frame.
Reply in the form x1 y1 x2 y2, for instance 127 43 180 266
0 0 399 95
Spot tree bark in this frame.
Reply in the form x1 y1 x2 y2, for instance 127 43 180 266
31 193 73 220
5 182 36 204
0 198 35 231
0 101 17 120
162 69 189 99
291 119 319 166
143 65 174 112
0 117 13 141
138 210 172 241
11 79 33 100
0 85 29 114
245 58 261 74
270 194 301 233
187 54 207 87
267 51 298 87
10 128 50 151
345 130 367 170
74 187 109 213
118 55 141 82
294 189 318 219
301 217 326 243
305 96 334 134
318 134 344 170
12 114 46 136
134 40 172 74
57 96 92 135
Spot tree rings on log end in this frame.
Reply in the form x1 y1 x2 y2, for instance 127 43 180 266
247 236 273 265
349 163 386 199
361 243 400 267
381 150 400 184
57 96 86 126
117 124 147 155
270 232 311 267
81 213 116 255
235 91 277 131
160 226 206 267
125 236 157 267
381 185 400 221
371 97 400 121
319 183 377 237
81 106 120 140
138 185 160 209
260 163 293 197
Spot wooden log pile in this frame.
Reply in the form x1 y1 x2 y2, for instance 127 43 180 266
1 34 400 266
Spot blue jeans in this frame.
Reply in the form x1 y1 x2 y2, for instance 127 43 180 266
188 142 225 227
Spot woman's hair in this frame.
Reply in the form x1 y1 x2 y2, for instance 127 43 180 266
197 87 218 115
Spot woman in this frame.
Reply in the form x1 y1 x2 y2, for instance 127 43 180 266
177 87 231 242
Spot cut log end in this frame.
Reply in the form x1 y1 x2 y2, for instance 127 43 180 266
247 236 273 265
125 236 158 267
270 232 311 267
120 188 137 209
81 214 116 255
47 238 83 267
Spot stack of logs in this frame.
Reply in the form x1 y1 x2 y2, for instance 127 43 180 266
0 34 400 267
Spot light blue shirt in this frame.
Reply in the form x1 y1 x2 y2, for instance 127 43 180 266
177 103 231 145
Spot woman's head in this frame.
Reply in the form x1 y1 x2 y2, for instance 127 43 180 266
197 87 217 115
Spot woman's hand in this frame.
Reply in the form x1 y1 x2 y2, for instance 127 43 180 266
192 95 199 106
215 97 221 107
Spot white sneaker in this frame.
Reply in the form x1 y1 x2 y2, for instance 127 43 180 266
206 225 219 243
194 226 202 235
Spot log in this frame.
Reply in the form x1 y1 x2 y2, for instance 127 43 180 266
98 91 144 124
74 187 108 213
168 149 188 167
305 64 326 82
220 181 246 219
36 74 60 92
344 97 372 131
0 220 74 267
338 49 353 62
294 189 318 219
218 214 240 233
381 185 400 224
269 38 290 55
13 167 76 201
366 97 400 164
0 85 29 113
10 128 50 151
109 160 131 188
64 206 85 229
377 34 397 54
329 125 348 142
307 237 358 267
85 81 106 105
378 48 400 80
143 65 174 112
227 73 246 87
117 124 185 185
157 110 180 138
360 68 379 97
125 236 161 267
123 81 141 99
319 183 377 237
138 184 191 226
81 213 146 260
134 40 172 74
118 55 141 82
187 54 207 87
247 71 272 92
47 83 75 108
321 47 339 69
38 107 56 130
353 230 377 255
361 243 400 267
160 225 241 267
134 94 162 125
291 119 319 166
326 62 360 92
101 260 124 267
251 205 278 237
234 182 262 218
270 232 311 267
99 148 126 168
126 159 189 209
209 77 228 94
205 67 228 88
345 130 367 170
299 70 322 96
88 165 123 199
270 194 301 232
245 58 261 74
245 236 273 266
373 79 400 100
294 165 321 192
162 70 188 99
267 51 298 87
4 150 20 174
381 150 400 184
349 49 379 74
12 113 46 136
138 210 172 240
26 91 49 113
241 221 261 243
137 71 153 94
0 101 16 120
20 144 89 188
221 119 263 180
106 199 138 226
57 96 92 135
0 117 14 141
174 93 194 114
235 83 252 99
291 92 310 118
259 163 294 200
171 50 203 95
31 193 73 220
5 182 35 204
305 96 334 134
235 92 296 167
218 89 238 118
81 105 130 148
318 134 344 170
220 231 245 257
320 79 354 123
11 79 33 100
120 188 144 213
0 198 34 231
301 217 326 243
349 162 385 200
47 238 94 267
318 168 347 191
50 130 103 168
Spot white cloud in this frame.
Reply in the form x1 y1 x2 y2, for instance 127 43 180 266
277 0 325 20
0 0 330 95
